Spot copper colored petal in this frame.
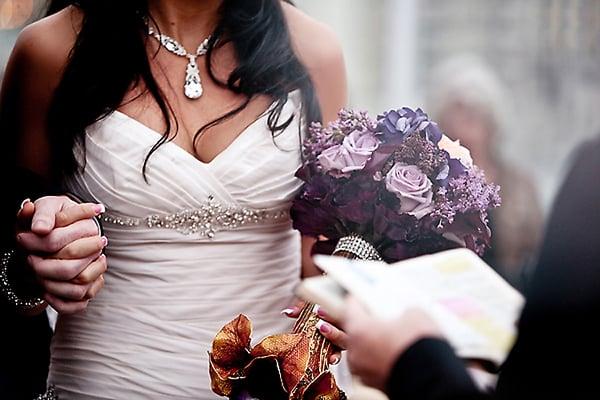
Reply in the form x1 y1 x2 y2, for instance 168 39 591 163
251 333 311 391
211 314 253 368
243 355 288 400
301 371 345 400
251 333 304 357
209 355 236 397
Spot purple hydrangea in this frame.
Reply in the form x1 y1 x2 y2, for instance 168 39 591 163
377 107 443 144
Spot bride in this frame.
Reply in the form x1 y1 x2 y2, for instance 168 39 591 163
2 0 347 397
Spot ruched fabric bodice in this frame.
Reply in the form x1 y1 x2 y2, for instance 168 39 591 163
49 92 306 399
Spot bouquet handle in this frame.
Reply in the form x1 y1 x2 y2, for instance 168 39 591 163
287 234 383 398
209 234 382 400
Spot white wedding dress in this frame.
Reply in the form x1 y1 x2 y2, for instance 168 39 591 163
49 91 308 399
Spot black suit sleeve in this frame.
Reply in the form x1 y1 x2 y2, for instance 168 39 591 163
495 136 600 399
386 338 489 400
0 167 54 399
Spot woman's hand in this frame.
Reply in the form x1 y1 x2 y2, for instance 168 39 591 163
16 196 108 314
283 301 348 365
342 296 442 391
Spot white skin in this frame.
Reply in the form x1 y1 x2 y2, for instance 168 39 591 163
341 297 442 391
4 0 348 357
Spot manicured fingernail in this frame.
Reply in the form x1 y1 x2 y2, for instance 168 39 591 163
313 304 321 314
316 320 331 334
94 204 106 214
19 198 31 210
316 306 328 318
101 236 108 247
281 308 295 316
330 355 340 365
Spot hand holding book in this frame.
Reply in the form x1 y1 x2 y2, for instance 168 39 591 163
297 249 525 369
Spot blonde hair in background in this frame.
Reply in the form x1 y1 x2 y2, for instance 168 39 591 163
427 54 509 142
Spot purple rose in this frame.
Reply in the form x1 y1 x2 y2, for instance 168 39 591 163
318 130 380 178
385 164 435 219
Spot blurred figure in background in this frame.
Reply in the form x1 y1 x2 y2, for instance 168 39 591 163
428 56 543 289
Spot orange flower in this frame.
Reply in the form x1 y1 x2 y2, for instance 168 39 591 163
209 312 346 400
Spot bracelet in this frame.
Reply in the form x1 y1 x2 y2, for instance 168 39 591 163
0 250 45 311
35 385 57 400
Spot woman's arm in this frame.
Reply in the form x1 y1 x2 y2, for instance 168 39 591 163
0 9 107 314
284 2 348 124
283 4 348 278
1 10 77 179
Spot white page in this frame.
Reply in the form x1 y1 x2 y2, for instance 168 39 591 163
313 249 524 366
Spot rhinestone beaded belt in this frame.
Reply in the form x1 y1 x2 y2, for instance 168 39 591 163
100 196 289 238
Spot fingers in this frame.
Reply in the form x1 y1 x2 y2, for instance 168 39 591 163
40 268 106 302
85 275 105 300
280 302 346 365
316 319 348 351
329 351 342 365
44 292 89 315
31 196 75 235
35 254 107 315
55 203 104 228
281 299 306 318
281 307 300 318
72 255 107 285
42 279 94 301
17 220 104 254
16 199 35 232
53 235 107 260
315 304 342 327
28 254 95 281
281 305 302 318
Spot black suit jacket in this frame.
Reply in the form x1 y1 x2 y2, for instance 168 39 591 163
0 168 53 399
387 136 600 400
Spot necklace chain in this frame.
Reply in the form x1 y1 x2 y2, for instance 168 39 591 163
147 25 211 59
146 24 211 100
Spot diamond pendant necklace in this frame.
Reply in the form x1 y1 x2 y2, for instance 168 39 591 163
147 25 211 100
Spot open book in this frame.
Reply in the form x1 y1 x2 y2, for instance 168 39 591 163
296 248 525 368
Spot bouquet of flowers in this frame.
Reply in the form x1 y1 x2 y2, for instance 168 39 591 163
209 107 500 400
292 107 500 260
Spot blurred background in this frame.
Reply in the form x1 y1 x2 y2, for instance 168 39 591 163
1 1 598 399
2 0 599 288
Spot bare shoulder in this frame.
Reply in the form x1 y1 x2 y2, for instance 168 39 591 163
13 6 82 75
282 2 347 122
282 3 344 71
1 6 83 177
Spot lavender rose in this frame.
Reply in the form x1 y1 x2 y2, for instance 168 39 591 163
318 130 379 178
385 164 435 219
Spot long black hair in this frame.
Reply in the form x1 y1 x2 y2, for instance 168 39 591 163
46 0 321 183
